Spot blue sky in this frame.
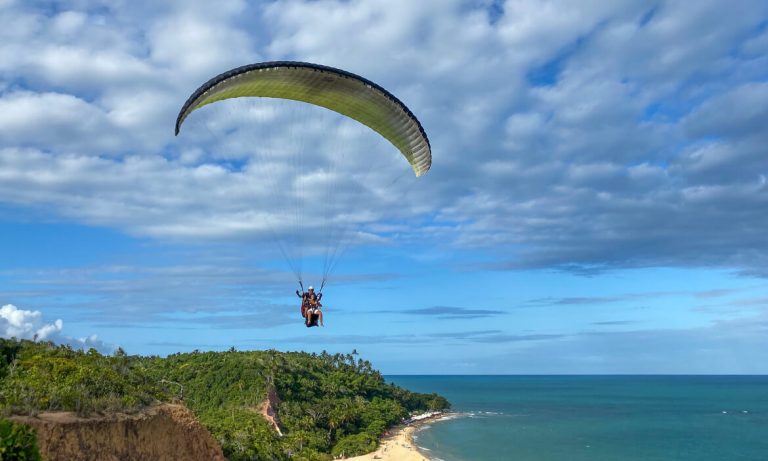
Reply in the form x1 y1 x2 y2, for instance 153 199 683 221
1 0 767 374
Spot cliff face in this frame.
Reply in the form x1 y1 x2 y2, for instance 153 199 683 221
259 385 283 436
11 404 225 461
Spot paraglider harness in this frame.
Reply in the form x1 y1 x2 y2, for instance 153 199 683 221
297 281 323 328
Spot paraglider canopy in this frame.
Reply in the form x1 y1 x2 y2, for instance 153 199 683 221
175 61 431 176
174 61 431 289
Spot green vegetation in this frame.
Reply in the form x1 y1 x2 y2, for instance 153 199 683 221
0 419 42 461
0 339 449 460
0 340 166 416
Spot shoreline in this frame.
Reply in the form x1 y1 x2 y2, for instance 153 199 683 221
343 412 447 461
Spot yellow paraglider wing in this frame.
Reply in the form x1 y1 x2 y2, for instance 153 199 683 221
175 61 431 176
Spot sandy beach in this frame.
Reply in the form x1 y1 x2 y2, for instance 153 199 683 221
343 413 443 461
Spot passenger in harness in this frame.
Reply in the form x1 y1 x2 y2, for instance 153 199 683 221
295 286 324 327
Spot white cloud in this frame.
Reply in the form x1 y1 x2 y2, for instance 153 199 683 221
0 0 766 277
0 304 62 340
0 91 122 153
683 82 768 141
147 2 256 74
1 304 110 351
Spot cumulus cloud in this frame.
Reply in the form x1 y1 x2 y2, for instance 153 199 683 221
0 304 110 352
1 304 62 340
0 91 125 153
0 0 766 278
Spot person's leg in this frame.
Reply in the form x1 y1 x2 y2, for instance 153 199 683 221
317 310 324 326
306 308 316 326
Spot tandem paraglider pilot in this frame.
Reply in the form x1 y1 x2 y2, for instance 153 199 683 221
296 286 324 328
175 61 433 333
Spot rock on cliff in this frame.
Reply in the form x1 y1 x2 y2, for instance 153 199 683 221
11 404 225 461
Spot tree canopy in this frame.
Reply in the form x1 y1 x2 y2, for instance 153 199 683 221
0 339 448 460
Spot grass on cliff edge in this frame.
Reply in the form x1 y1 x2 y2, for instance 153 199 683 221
0 338 449 460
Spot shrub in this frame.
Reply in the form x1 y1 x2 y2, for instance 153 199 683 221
0 419 41 461
330 432 377 458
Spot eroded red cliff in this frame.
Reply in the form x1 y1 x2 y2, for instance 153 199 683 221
11 403 225 461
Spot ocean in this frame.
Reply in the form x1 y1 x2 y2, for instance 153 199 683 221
388 376 768 461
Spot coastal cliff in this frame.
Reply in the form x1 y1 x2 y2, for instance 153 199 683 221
1 339 449 460
10 404 225 461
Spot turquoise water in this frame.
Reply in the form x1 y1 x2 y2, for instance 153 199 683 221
388 376 768 461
